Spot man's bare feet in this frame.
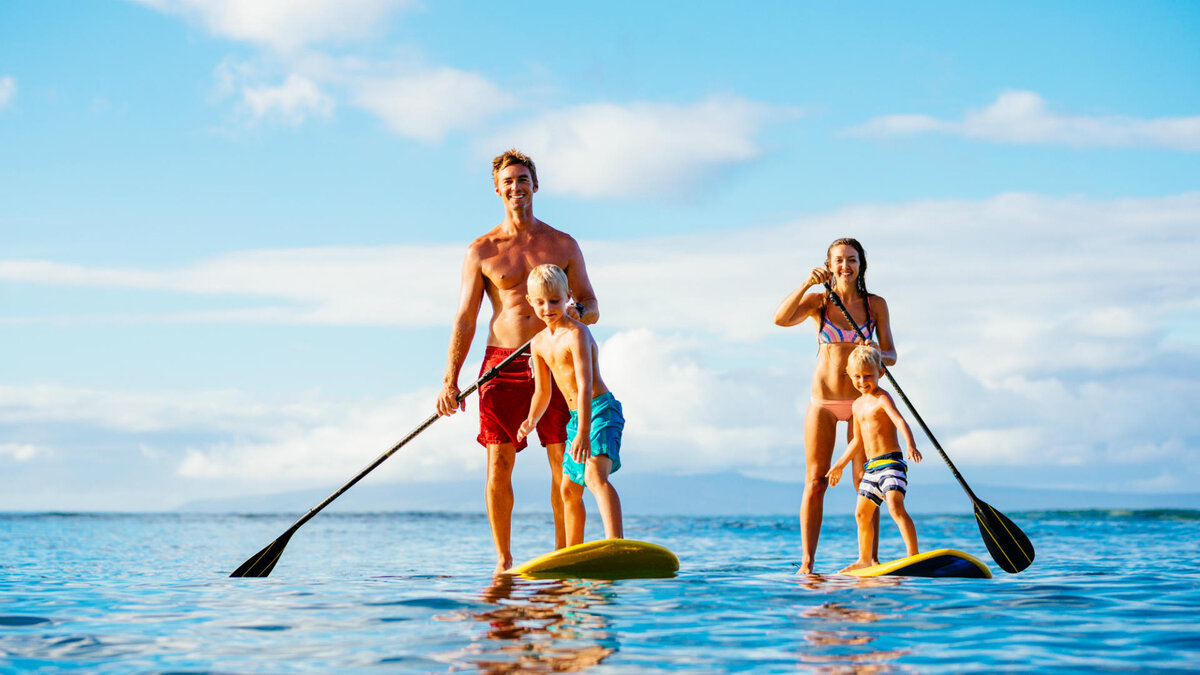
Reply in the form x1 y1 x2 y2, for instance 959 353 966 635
795 560 815 575
494 556 513 575
838 559 878 574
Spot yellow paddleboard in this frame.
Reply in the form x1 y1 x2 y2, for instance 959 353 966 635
843 548 991 579
508 539 679 579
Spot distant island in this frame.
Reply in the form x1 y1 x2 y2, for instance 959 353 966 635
174 472 1200 516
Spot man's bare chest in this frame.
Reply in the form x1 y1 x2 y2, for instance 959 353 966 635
482 249 567 291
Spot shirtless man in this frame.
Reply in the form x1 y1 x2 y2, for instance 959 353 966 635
436 149 599 574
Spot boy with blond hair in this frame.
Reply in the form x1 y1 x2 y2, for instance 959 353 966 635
827 345 922 572
518 264 624 546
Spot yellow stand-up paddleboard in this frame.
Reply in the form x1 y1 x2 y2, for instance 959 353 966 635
508 539 679 580
842 548 991 579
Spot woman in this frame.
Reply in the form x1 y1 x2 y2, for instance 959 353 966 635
773 238 896 574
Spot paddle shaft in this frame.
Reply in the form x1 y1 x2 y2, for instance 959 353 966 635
270 340 533 542
822 287 979 502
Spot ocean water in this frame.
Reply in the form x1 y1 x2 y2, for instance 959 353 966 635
2 510 1198 673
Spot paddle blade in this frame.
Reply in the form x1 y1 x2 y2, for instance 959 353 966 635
973 500 1035 574
230 532 293 578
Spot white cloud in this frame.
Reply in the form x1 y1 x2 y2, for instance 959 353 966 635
352 68 515 142
0 443 37 462
242 73 333 125
175 388 483 485
212 61 334 127
133 0 415 53
2 192 1198 345
847 90 1200 151
0 76 15 109
0 245 463 326
4 192 1199 495
487 95 796 198
600 330 799 477
0 383 336 435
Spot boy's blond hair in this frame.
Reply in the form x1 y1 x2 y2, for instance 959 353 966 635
492 148 538 188
527 263 569 298
847 344 883 373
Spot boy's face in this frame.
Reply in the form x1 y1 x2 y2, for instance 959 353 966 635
847 362 879 395
527 287 567 325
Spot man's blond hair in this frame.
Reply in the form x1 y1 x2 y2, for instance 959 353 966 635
492 148 538 188
527 263 569 298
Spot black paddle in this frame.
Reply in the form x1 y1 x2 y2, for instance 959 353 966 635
824 287 1035 573
230 340 533 578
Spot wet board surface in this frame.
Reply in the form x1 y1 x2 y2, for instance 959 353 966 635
842 548 992 579
508 539 679 579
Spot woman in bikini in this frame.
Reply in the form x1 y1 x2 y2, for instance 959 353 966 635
773 237 896 574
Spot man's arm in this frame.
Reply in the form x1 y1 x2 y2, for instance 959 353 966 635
437 247 485 416
563 237 599 325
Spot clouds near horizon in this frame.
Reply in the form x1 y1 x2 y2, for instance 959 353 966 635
4 192 1197 503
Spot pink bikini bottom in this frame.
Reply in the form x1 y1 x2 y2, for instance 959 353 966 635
812 398 854 422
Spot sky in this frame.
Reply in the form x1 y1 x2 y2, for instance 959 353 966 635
1 1 1198 511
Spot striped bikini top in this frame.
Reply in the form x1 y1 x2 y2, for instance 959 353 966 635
817 294 875 344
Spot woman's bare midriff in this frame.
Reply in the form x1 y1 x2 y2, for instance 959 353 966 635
810 342 861 401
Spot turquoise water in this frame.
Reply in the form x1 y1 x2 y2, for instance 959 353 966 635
2 510 1198 673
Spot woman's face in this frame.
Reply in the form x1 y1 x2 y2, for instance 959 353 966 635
827 244 861 285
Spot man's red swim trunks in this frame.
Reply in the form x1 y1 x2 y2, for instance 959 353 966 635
477 345 570 451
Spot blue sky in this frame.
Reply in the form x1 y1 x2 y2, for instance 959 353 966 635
1 1 1198 510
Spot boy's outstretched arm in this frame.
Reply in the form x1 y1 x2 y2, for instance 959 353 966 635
826 421 864 486
517 348 552 442
882 393 922 462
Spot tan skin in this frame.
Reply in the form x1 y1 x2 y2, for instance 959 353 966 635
517 286 622 546
773 243 896 574
828 360 922 572
436 163 599 574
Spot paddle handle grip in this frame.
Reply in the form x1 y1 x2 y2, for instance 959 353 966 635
823 287 978 501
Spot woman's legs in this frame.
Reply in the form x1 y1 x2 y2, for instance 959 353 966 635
798 403 839 574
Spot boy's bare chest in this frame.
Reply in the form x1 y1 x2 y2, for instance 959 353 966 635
542 340 577 373
857 400 892 428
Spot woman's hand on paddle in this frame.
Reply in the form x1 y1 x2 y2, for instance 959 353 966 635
436 382 465 416
807 266 832 287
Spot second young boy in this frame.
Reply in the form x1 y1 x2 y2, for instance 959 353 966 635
827 345 922 573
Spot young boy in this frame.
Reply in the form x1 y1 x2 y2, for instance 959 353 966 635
826 345 922 573
517 264 624 546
